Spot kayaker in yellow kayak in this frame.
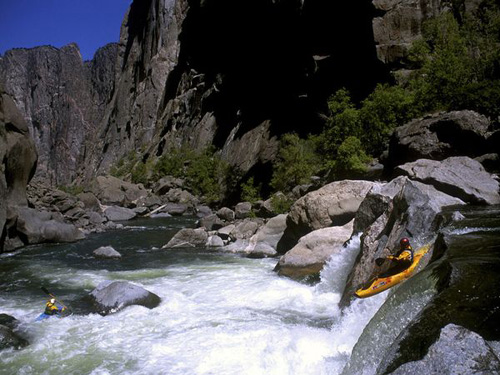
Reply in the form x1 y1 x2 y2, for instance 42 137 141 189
378 238 414 277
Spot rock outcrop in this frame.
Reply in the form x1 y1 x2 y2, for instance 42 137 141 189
342 178 464 302
386 110 496 171
382 324 500 375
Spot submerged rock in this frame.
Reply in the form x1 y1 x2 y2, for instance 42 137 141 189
0 315 28 350
93 246 122 259
89 281 161 315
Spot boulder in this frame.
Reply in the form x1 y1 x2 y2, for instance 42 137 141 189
89 281 161 315
163 188 198 206
386 110 492 171
232 219 261 240
103 206 137 221
162 228 208 248
396 157 500 205
198 214 224 231
342 178 465 303
153 176 184 195
195 205 213 218
383 324 500 375
277 180 377 254
217 207 235 222
77 192 102 212
274 220 354 280
93 246 122 259
162 202 189 216
14 207 85 245
206 235 224 247
246 214 287 258
0 324 29 350
235 202 252 219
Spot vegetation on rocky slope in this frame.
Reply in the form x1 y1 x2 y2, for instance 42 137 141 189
271 2 500 192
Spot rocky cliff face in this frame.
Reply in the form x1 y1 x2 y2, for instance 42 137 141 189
84 0 389 180
0 84 38 252
0 0 481 189
0 43 117 186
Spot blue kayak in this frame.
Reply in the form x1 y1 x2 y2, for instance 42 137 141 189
35 313 53 321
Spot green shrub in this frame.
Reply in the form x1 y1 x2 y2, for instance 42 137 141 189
58 184 84 196
270 133 322 193
131 161 148 185
270 193 293 214
329 136 371 177
241 177 262 204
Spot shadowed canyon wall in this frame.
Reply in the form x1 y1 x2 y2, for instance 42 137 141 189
0 0 474 188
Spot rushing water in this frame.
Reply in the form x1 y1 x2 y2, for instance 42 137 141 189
1 205 498 375
0 217 386 375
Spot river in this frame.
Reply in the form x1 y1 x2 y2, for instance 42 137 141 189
1 206 499 375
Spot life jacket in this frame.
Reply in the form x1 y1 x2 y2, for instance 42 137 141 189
396 245 413 263
44 302 60 315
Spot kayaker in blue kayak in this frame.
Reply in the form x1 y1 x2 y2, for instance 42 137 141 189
44 298 66 316
379 238 414 277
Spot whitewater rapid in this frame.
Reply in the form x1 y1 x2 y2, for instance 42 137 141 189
0 221 388 375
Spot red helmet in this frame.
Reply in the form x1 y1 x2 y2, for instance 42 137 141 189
400 238 410 247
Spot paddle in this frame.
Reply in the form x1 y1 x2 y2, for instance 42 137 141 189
41 286 69 312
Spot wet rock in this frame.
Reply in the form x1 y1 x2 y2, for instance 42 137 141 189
396 157 500 205
383 324 500 375
162 228 208 248
89 281 161 315
104 206 137 221
275 220 354 280
277 180 377 254
0 314 20 330
93 246 122 259
0 324 29 350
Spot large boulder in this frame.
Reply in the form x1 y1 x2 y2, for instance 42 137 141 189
342 178 465 303
396 157 500 205
382 324 500 375
274 220 354 280
162 228 208 248
246 214 288 258
277 180 377 254
89 281 161 315
386 110 493 171
13 207 85 246
103 206 137 221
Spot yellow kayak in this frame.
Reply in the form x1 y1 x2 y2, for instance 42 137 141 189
355 244 431 298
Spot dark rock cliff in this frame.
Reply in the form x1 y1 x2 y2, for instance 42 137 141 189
0 0 482 189
0 43 117 186
0 84 38 252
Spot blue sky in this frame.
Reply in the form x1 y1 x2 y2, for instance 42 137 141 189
0 0 132 61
